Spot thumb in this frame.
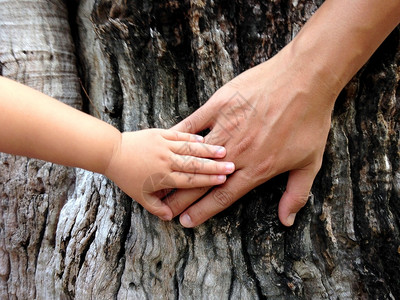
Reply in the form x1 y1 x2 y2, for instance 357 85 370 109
278 168 316 226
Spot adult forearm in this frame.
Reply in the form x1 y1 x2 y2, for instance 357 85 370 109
0 76 119 174
287 0 400 97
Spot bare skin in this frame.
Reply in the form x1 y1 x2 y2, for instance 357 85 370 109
166 0 400 227
0 76 235 221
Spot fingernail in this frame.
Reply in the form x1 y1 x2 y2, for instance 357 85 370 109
195 135 204 142
217 175 227 183
225 162 235 173
180 213 193 228
216 146 226 156
286 213 296 226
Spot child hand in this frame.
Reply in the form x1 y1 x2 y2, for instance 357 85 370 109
104 129 235 221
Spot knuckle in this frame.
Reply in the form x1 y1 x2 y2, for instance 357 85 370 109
236 138 251 156
214 162 223 173
254 160 272 175
205 129 228 146
213 190 234 207
185 142 193 153
250 158 276 180
185 157 197 170
169 153 181 168
313 159 323 173
183 119 194 132
185 173 195 184
288 191 310 207
173 130 180 141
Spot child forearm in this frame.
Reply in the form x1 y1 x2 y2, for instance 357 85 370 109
0 76 119 174
0 76 236 219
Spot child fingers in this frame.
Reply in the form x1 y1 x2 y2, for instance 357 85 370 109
169 172 227 188
162 130 204 143
170 141 226 158
170 155 235 175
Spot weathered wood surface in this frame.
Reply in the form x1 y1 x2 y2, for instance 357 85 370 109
0 0 399 299
0 0 81 299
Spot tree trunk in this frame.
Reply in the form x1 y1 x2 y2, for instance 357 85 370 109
0 1 81 299
1 0 399 299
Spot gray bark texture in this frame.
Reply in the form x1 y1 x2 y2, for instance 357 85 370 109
0 0 399 299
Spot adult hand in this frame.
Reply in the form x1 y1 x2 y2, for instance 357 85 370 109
166 0 400 227
167 45 340 227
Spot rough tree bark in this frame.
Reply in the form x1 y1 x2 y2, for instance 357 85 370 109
0 0 399 299
0 1 81 299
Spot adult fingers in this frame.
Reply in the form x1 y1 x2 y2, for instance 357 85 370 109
278 168 317 226
164 187 210 217
138 193 174 221
179 171 252 228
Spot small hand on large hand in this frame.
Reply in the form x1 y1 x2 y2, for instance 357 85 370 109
105 129 235 221
167 49 338 227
